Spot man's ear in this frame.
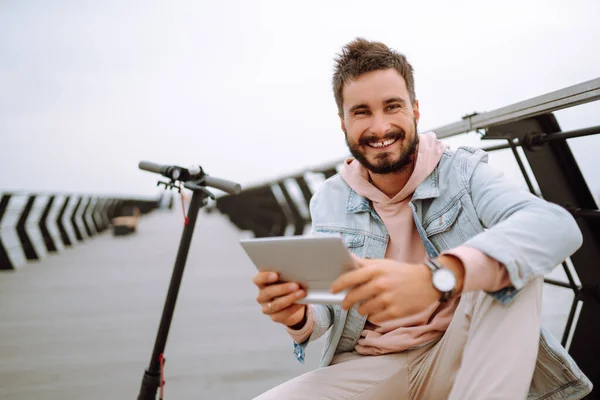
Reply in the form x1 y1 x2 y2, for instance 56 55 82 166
413 100 420 126
339 113 346 133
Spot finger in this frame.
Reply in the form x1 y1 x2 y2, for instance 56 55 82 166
330 267 376 294
262 289 306 314
256 282 300 303
368 307 401 325
349 253 364 268
253 271 279 287
351 254 378 267
356 292 391 316
340 279 383 310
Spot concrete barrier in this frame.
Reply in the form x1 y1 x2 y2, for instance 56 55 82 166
0 192 160 270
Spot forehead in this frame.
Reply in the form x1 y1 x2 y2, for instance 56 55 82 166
342 68 410 108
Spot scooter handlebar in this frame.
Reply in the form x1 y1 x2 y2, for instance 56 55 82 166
138 160 242 195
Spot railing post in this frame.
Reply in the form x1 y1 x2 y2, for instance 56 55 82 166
487 113 600 396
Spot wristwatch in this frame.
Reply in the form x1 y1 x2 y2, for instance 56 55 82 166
424 258 457 303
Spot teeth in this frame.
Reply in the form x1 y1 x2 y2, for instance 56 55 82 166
369 138 396 148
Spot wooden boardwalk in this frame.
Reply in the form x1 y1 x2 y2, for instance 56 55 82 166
0 210 575 399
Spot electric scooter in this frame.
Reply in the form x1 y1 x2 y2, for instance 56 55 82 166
135 161 242 400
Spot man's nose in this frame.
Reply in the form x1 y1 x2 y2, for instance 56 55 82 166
370 113 391 136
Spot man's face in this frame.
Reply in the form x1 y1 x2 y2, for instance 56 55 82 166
340 68 420 174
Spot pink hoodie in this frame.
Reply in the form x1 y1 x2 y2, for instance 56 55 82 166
288 132 510 354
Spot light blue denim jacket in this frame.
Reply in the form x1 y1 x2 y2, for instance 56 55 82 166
292 145 593 400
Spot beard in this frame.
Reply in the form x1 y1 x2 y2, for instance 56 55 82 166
345 120 419 175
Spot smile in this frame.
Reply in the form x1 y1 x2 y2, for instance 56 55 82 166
367 138 398 149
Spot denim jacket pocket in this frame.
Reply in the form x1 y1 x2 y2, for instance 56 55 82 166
341 232 365 248
423 200 461 237
313 227 366 257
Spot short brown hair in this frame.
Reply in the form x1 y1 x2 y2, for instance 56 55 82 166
332 37 416 115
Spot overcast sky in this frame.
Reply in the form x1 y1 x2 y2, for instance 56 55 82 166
1 0 599 199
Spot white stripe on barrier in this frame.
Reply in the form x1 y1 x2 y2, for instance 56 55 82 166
303 171 327 196
303 224 313 236
92 198 105 231
0 195 28 269
283 178 311 221
47 195 66 251
270 184 295 236
84 197 98 236
25 195 49 259
74 195 89 239
61 196 79 244
283 224 296 236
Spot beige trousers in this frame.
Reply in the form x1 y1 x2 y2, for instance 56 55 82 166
254 278 543 400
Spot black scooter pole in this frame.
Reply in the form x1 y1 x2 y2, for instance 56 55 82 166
137 189 205 400
136 161 240 400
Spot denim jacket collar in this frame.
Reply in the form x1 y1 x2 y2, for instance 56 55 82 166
412 164 440 201
345 163 441 214
345 188 370 213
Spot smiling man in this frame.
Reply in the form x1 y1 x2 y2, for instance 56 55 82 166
251 38 593 399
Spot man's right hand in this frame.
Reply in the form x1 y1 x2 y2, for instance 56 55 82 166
253 271 307 329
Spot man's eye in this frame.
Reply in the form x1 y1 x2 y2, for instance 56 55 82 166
386 104 401 111
355 110 368 115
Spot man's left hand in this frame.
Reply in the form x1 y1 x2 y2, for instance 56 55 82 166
330 257 461 324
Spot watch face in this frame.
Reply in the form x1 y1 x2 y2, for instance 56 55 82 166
433 269 456 292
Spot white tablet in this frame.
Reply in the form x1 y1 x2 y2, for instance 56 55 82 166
239 236 358 305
